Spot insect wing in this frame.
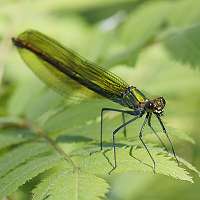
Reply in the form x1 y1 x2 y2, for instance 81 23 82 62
13 30 129 105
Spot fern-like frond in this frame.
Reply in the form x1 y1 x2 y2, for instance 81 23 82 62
33 162 109 200
78 147 195 182
0 152 61 198
0 142 52 178
0 128 35 150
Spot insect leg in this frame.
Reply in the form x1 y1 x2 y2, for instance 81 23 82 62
108 115 140 174
121 112 126 138
139 113 156 173
156 114 179 165
101 108 132 151
148 113 169 152
129 145 152 169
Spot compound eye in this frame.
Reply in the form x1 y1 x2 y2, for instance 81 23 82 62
149 102 154 109
145 101 154 111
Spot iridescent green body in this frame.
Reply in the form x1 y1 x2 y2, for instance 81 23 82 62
12 30 178 174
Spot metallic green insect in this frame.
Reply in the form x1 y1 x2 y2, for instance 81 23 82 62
12 30 179 174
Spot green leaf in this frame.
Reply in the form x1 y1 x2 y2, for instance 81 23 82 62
7 78 45 116
0 152 61 199
166 125 195 144
142 119 195 145
178 157 200 178
32 166 63 200
120 1 171 45
24 89 64 120
0 128 35 150
160 24 200 68
168 0 200 28
104 1 172 67
53 0 140 24
0 142 52 178
78 147 195 183
43 99 100 132
33 162 109 200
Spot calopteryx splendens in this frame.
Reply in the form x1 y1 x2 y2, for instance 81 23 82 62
12 30 179 174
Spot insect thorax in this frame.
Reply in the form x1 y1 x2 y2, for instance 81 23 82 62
122 86 147 109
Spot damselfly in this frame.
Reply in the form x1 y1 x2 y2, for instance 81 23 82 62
12 30 179 174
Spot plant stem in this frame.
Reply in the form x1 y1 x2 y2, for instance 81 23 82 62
30 124 77 170
0 117 77 170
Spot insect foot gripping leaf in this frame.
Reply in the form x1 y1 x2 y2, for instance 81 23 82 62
77 147 198 183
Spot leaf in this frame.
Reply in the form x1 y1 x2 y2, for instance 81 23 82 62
178 157 200 178
168 0 200 27
51 0 142 24
120 1 171 45
0 128 35 150
78 147 194 183
33 162 109 200
32 166 63 200
160 24 200 68
142 119 195 145
24 89 64 120
43 98 119 138
166 125 195 144
7 78 45 116
103 1 172 67
0 142 52 178
49 171 109 200
0 152 61 199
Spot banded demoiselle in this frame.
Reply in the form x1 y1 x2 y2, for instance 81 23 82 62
12 30 179 174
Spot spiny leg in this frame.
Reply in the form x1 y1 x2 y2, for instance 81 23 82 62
139 113 156 173
156 114 179 165
148 113 169 152
108 115 140 174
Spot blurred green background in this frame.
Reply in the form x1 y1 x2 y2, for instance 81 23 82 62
0 0 200 199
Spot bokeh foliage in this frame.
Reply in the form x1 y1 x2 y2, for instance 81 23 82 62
0 0 200 199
